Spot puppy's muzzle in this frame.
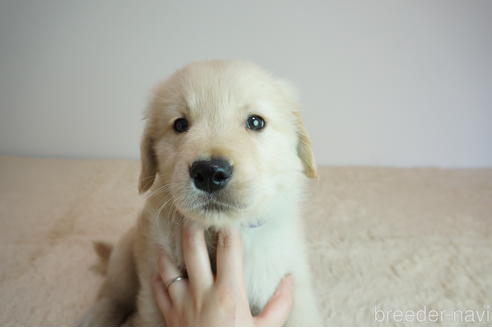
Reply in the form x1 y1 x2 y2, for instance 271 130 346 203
190 158 233 193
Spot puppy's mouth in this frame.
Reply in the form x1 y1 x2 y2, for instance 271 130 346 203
197 196 247 212
201 201 233 212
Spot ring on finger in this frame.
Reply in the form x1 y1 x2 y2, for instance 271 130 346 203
166 276 186 290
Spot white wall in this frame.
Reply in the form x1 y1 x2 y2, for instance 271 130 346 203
1 0 491 167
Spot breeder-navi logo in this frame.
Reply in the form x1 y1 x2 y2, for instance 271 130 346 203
374 305 490 324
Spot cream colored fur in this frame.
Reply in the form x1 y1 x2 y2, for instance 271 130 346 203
80 60 322 326
1 156 491 325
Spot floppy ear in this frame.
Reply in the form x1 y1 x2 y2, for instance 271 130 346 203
275 78 318 179
293 111 318 179
138 131 157 193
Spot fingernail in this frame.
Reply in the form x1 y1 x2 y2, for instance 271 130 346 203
284 274 294 287
182 221 197 239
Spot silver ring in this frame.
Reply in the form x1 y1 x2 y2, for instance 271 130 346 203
166 276 185 289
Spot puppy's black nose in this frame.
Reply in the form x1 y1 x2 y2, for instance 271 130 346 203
190 158 233 193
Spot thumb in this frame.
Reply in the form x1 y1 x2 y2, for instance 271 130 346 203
254 274 294 326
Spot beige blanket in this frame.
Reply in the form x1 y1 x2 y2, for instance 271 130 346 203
0 156 490 326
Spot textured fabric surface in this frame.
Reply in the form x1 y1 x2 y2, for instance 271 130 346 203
0 156 490 326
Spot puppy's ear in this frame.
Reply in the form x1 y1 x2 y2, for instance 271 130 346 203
138 131 157 193
294 111 318 179
276 78 318 179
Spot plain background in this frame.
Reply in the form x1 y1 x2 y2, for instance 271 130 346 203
0 0 491 167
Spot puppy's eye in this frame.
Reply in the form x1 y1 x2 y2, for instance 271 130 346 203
246 115 265 131
173 118 189 133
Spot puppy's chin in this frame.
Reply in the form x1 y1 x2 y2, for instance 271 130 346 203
176 204 244 228
172 190 255 228
169 176 267 228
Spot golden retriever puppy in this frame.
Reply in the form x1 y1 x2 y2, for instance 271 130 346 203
80 60 321 326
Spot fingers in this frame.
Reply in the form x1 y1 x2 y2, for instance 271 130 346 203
254 275 294 327
216 226 243 286
152 274 172 321
181 222 214 294
157 246 187 304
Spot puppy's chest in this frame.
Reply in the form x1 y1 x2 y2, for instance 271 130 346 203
170 227 288 314
210 229 287 314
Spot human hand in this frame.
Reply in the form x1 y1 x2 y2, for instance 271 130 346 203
151 223 294 326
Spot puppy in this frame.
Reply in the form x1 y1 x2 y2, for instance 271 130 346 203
81 60 322 326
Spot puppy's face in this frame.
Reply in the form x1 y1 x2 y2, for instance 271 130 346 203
139 61 316 227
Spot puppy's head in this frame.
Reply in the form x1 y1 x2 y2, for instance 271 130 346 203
139 60 316 227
